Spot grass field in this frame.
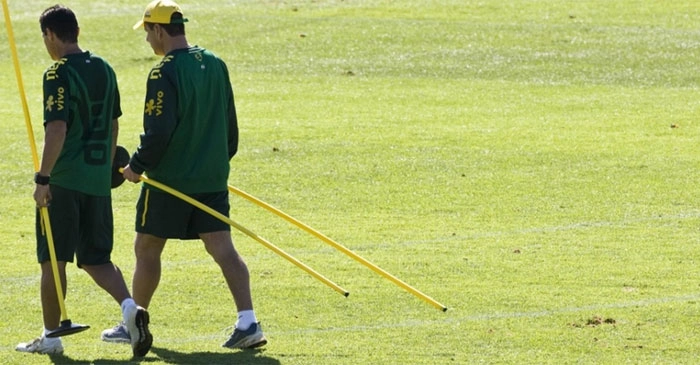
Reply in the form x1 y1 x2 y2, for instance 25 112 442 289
2 0 700 363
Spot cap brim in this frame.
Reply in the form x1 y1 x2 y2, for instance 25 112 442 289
132 20 144 30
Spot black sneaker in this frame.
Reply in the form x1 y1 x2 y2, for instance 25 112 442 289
126 306 153 357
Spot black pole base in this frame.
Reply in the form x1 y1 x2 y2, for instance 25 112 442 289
45 319 90 338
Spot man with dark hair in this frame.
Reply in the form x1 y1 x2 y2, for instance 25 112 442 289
100 0 267 350
16 4 152 357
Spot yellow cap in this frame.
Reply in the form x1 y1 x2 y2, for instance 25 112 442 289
133 0 189 30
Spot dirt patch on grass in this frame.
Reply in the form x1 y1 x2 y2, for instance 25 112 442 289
570 316 616 328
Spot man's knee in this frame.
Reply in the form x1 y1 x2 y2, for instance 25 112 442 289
134 234 167 259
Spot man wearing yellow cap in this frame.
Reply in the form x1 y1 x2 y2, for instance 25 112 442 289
101 0 267 351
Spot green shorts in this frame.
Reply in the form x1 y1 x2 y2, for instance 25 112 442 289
135 186 230 239
36 185 113 267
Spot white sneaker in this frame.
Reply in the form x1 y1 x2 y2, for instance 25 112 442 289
16 336 64 354
101 322 130 343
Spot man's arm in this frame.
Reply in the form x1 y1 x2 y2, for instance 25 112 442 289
34 120 66 206
111 118 119 163
129 62 178 174
222 61 238 160
38 120 66 177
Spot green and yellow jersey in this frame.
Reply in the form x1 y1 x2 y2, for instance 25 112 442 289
43 51 121 196
130 46 238 194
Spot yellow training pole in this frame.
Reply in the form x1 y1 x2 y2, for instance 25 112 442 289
3 1 39 166
228 185 447 312
3 0 70 323
123 171 349 297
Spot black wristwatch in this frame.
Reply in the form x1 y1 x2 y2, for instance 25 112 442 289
34 173 50 185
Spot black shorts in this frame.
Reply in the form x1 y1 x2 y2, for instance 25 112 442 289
135 186 230 239
36 185 113 267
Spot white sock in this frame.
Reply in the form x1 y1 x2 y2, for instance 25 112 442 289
42 328 60 342
121 298 137 323
235 310 257 330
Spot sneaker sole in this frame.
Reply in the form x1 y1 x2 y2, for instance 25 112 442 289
15 345 64 354
132 309 153 357
101 337 130 344
246 337 267 349
224 336 267 349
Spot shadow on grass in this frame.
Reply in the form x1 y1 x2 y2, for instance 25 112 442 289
47 346 280 364
150 347 280 365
